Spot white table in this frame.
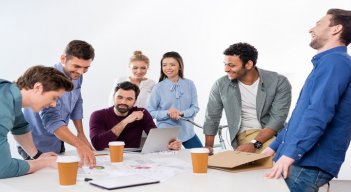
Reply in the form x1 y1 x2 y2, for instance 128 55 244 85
0 150 289 192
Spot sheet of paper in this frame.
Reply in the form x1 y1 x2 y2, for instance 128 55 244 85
78 155 191 182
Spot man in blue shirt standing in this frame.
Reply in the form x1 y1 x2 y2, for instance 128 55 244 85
264 9 351 192
0 65 73 178
19 40 96 167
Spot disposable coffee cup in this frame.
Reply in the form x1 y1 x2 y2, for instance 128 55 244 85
191 148 209 174
109 141 125 162
56 156 79 186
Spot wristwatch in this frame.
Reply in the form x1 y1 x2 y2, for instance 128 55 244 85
250 139 263 149
31 150 43 160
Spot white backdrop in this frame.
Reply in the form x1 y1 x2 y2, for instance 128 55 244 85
1 0 350 179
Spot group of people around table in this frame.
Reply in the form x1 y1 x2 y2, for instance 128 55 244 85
1 8 351 192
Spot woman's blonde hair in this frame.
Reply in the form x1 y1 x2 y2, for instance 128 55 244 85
129 50 150 66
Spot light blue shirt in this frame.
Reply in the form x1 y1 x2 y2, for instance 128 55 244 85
0 80 30 178
148 78 199 142
23 63 84 153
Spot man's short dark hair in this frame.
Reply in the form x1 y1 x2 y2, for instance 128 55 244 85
223 42 258 66
114 81 140 100
327 8 351 46
64 40 95 61
16 65 73 92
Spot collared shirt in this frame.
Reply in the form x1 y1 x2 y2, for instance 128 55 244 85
203 68 291 148
147 78 199 142
0 80 30 178
270 46 351 177
23 63 84 153
89 106 155 151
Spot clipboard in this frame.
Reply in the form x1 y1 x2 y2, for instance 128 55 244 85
89 175 160 190
208 150 273 173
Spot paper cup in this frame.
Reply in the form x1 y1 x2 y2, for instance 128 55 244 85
191 148 209 174
56 156 79 186
109 141 125 162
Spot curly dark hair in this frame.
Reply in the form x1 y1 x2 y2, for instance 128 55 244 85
223 42 258 66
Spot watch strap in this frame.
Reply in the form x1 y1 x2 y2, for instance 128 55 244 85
250 139 263 149
32 150 42 160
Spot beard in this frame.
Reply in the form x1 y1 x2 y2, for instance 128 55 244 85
309 37 326 50
230 68 247 81
115 104 131 114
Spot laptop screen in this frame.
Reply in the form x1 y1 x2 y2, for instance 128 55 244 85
124 127 179 153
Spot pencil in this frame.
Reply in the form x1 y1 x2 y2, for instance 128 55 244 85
94 153 108 156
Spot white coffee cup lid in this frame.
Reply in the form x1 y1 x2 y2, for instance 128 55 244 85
190 148 209 153
56 156 79 163
109 141 125 146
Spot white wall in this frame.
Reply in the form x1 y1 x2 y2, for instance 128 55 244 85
1 0 350 179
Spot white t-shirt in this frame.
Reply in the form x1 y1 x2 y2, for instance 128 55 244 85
108 77 156 108
238 78 262 132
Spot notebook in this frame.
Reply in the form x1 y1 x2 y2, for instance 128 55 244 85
89 175 160 190
124 127 179 153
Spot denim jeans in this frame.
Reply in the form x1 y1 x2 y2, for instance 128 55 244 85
182 134 203 149
285 165 334 192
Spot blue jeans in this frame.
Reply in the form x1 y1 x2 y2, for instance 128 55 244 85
182 134 203 149
285 165 334 192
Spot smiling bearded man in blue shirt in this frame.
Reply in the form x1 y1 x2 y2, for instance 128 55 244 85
19 40 96 168
264 9 351 192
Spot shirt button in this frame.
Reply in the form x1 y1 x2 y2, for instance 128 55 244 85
282 141 284 144
298 154 302 157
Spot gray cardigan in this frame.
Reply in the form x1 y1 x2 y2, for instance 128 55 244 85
203 68 292 148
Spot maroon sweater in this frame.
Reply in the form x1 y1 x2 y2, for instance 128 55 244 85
89 106 155 151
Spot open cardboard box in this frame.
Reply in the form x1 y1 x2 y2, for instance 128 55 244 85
208 150 273 173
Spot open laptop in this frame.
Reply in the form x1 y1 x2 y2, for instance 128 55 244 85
124 127 179 153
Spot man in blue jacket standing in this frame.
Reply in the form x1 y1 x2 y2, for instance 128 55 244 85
264 9 351 192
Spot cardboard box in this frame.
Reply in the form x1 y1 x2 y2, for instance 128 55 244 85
208 150 273 173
